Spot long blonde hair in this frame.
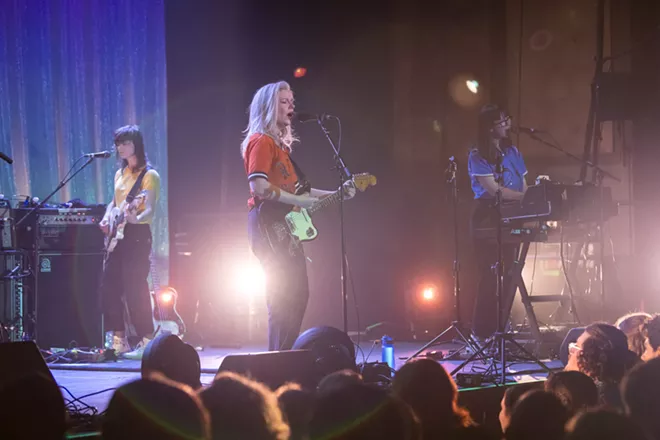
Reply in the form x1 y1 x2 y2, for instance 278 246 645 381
240 81 298 158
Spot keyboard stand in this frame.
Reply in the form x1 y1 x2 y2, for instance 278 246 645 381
501 241 566 355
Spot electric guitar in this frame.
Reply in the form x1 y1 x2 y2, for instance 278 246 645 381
150 253 186 337
259 173 377 255
105 190 148 254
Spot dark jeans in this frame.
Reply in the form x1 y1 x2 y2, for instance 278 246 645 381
471 199 519 339
248 207 309 351
100 223 154 339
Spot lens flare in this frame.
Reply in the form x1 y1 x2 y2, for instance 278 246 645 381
466 80 479 94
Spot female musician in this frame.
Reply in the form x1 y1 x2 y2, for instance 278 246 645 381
468 104 528 341
99 125 160 359
241 81 354 351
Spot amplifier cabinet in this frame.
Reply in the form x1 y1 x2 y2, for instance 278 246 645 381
35 252 104 349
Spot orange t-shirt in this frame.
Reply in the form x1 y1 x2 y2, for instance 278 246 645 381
244 133 300 209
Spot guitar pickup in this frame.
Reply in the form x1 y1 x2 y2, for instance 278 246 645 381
286 218 297 232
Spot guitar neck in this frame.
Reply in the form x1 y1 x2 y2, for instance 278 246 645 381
308 189 343 215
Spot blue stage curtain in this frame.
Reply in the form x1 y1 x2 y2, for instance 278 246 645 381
0 0 168 276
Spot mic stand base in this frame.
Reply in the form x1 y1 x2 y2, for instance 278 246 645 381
406 321 482 365
406 160 481 366
448 331 553 384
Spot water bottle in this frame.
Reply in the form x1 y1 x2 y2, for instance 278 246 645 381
381 335 395 370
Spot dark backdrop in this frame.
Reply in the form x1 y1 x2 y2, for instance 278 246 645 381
165 0 506 341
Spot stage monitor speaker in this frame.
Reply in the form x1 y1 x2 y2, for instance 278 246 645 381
0 341 54 390
217 349 319 390
36 252 104 349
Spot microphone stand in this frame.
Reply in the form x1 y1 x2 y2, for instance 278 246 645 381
315 116 352 334
518 129 619 183
406 157 481 364
15 155 97 340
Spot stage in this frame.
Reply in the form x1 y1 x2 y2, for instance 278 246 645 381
49 341 563 414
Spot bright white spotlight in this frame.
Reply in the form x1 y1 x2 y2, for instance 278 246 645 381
232 260 266 298
422 286 436 301
466 80 479 94
159 291 174 304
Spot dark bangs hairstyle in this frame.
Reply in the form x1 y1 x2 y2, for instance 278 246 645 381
114 125 149 170
476 103 512 163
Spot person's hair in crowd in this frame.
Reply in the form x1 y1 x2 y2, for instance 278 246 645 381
0 372 67 440
622 356 660 440
310 382 421 440
641 314 660 360
141 333 202 390
392 358 473 439
199 371 289 440
275 382 314 440
102 373 210 440
565 408 651 440
544 371 598 414
615 312 652 358
504 390 569 440
499 384 537 433
317 369 364 396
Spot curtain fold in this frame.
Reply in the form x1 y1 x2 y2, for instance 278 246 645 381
0 0 168 274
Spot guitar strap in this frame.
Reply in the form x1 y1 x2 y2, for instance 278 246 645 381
125 166 151 203
289 156 311 195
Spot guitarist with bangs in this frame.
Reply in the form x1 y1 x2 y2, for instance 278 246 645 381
242 81 357 351
99 125 161 359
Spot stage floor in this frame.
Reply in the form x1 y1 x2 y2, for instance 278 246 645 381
50 341 563 413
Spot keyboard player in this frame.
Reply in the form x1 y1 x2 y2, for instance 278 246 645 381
467 104 529 343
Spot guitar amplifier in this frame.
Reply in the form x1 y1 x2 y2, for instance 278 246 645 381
13 206 106 252
35 252 104 349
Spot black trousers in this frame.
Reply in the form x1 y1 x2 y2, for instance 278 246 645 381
248 207 310 351
100 223 154 339
471 199 519 339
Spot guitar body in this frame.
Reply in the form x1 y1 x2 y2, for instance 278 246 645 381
257 173 377 256
285 208 318 242
150 291 183 337
258 201 305 256
105 204 125 253
105 190 148 255
150 253 186 337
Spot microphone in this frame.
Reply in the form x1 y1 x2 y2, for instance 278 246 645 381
83 150 113 159
511 126 539 134
0 152 12 165
294 112 335 123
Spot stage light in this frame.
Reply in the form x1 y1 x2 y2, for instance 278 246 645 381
404 280 449 341
231 259 266 298
294 67 307 78
159 290 174 304
466 80 479 94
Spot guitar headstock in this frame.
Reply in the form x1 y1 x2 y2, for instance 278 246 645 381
351 173 377 192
